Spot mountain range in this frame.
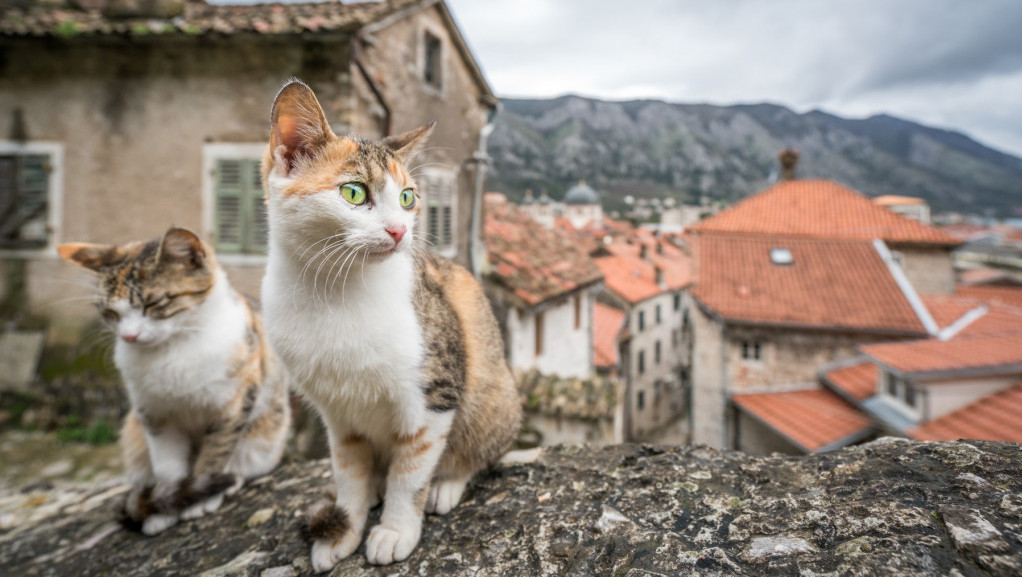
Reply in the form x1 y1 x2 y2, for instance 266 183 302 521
486 96 1022 217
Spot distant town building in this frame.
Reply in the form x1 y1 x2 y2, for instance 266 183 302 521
874 195 931 224
562 181 604 230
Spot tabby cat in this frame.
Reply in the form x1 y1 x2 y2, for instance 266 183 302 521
58 227 291 535
260 79 521 569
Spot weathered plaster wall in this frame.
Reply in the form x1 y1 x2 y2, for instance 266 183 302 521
690 304 725 448
506 291 593 379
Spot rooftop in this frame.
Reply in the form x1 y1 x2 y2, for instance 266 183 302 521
860 332 1022 377
956 285 1022 310
594 238 691 305
691 235 927 334
910 381 1022 443
0 0 401 37
689 180 960 247
873 195 926 206
563 181 600 205
484 193 603 307
822 361 877 402
732 388 873 453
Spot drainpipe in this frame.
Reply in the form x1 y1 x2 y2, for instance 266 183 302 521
352 36 392 136
469 104 498 278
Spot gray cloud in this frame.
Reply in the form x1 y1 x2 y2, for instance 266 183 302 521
446 0 1022 156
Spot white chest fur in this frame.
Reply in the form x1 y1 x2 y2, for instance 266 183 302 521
115 276 249 424
262 249 425 435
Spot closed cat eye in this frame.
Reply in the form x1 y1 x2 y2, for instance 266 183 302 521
399 189 416 209
340 182 368 205
102 309 120 323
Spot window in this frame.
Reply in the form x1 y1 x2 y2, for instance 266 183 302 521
655 340 661 364
638 350 645 375
423 31 442 90
637 390 645 411
638 310 645 332
885 373 898 397
655 304 662 325
671 329 678 347
741 340 762 361
419 167 457 256
534 311 544 357
673 293 681 311
573 294 581 330
905 385 917 408
770 247 793 265
0 152 51 249
213 158 267 254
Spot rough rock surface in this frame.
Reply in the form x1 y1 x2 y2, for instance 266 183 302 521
2 439 1021 576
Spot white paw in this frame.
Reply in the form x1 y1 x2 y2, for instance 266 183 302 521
180 493 224 520
142 513 179 536
365 524 420 565
224 476 244 497
310 533 360 573
426 478 467 515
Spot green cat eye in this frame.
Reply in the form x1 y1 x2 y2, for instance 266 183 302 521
340 183 368 205
399 188 416 209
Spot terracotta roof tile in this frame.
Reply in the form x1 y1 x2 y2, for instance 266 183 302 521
910 381 1022 443
956 285 1022 310
958 268 1022 286
594 255 661 304
593 303 626 369
860 332 1022 375
691 234 927 333
921 294 983 331
0 0 406 37
823 361 877 401
485 195 602 307
733 388 873 452
690 180 960 246
873 195 926 206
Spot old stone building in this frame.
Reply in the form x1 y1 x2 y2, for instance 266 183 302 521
0 0 497 338
594 232 692 441
688 234 934 451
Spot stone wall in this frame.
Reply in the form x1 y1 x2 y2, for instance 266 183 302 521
896 246 955 295
2 439 1020 576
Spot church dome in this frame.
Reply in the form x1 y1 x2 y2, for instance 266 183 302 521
564 180 600 205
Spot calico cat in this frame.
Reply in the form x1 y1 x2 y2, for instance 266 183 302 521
57 227 291 535
260 79 522 569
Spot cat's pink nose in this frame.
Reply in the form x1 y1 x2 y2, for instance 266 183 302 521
386 225 406 244
121 334 139 343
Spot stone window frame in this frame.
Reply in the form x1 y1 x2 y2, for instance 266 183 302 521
0 141 64 258
419 20 446 98
740 339 763 363
201 143 268 266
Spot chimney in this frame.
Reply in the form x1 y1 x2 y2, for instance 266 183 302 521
639 244 648 260
778 148 799 181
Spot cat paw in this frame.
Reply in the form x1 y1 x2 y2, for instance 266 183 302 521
123 485 152 522
426 477 468 515
310 533 360 573
180 493 224 520
365 524 420 565
142 513 179 536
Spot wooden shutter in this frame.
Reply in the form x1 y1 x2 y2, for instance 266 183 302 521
215 158 265 254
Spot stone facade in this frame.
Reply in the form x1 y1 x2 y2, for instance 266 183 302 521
0 1 495 339
503 290 597 379
895 245 956 295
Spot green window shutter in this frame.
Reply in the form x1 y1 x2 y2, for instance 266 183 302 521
214 159 244 253
246 160 268 254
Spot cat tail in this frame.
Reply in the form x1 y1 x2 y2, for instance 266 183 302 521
137 472 239 516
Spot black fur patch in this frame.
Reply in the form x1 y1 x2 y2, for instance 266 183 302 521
146 473 238 515
301 502 351 542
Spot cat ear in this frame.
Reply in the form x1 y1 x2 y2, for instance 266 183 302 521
57 243 119 271
158 227 206 269
382 121 436 161
269 78 334 175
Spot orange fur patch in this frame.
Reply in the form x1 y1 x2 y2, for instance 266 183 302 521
395 427 427 445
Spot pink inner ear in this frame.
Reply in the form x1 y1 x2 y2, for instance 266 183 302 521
278 113 301 151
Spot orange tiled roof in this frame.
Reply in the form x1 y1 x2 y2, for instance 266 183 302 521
873 195 926 206
957 302 1022 337
860 332 1022 376
594 255 661 304
485 195 603 307
910 382 1022 443
0 0 407 37
690 180 960 246
958 268 1022 286
603 238 691 291
921 294 983 331
957 285 1022 310
733 388 873 452
823 361 877 401
593 303 626 369
691 235 927 334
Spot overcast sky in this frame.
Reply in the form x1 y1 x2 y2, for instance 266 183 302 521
443 0 1022 158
